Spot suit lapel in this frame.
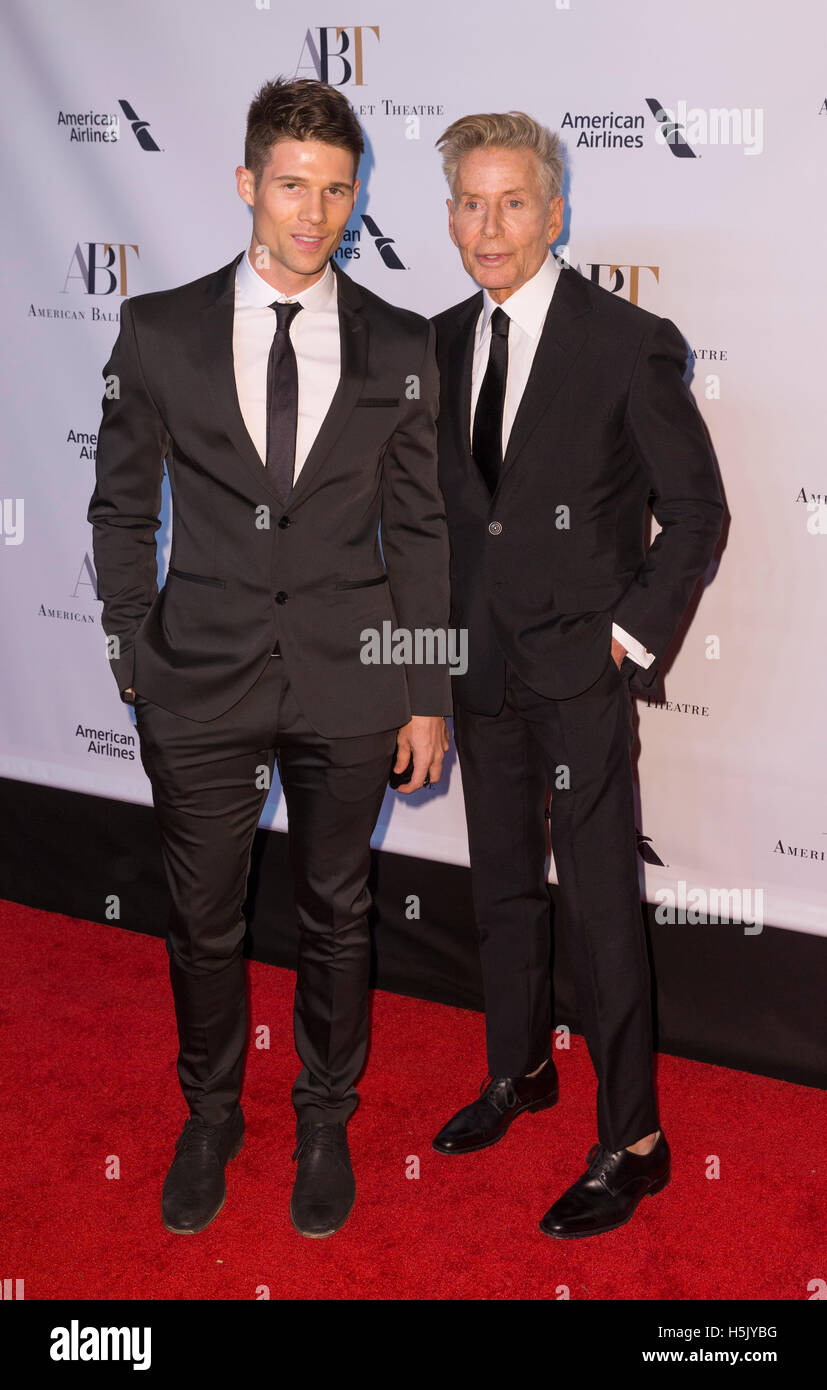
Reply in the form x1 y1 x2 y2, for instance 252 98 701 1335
200 253 367 508
439 268 594 501
498 266 593 483
440 292 490 503
200 252 295 507
286 259 367 507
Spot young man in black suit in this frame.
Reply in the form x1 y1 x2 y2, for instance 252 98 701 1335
88 78 451 1240
430 112 722 1237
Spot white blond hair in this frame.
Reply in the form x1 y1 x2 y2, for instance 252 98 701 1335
436 111 563 203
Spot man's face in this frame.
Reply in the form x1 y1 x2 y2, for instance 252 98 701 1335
236 138 359 290
447 146 563 302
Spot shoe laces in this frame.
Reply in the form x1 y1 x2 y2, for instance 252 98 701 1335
292 1123 344 1163
176 1118 225 1157
479 1075 518 1113
585 1142 616 1185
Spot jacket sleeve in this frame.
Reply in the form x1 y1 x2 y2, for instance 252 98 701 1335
380 320 453 716
87 298 169 696
612 315 724 683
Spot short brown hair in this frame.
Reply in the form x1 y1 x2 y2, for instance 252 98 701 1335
245 76 365 188
436 111 563 203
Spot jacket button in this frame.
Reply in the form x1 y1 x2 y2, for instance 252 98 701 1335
275 591 289 604
488 521 503 535
278 515 291 529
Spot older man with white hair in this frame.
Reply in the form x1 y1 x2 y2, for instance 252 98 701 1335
430 111 722 1238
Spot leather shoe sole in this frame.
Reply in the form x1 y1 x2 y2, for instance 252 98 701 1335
539 1167 670 1239
161 1131 245 1235
432 1089 558 1156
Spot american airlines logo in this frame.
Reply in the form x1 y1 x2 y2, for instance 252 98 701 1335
645 98 697 158
637 832 665 867
361 215 405 269
117 100 161 151
56 100 161 150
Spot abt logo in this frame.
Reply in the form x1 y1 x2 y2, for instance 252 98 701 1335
296 26 380 85
557 249 658 306
117 100 160 151
62 243 140 295
575 261 659 306
72 553 99 600
585 263 658 305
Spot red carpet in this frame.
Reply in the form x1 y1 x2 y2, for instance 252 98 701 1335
1 900 822 1300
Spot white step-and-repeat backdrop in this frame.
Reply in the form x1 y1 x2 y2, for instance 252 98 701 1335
1 0 825 935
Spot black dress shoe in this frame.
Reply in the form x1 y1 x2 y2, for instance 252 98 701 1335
432 1063 559 1155
290 1122 355 1239
161 1106 244 1235
539 1130 670 1239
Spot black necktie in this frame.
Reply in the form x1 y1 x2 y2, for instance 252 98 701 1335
472 306 510 495
266 299 303 501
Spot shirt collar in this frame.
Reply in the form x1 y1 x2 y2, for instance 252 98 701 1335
236 246 337 310
480 250 561 340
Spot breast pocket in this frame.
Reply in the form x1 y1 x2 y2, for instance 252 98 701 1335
167 567 227 590
333 574 389 591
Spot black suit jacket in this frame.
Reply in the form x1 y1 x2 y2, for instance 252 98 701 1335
432 264 723 712
88 253 451 735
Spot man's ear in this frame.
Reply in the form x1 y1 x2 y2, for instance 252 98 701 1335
447 198 459 249
236 165 255 209
546 195 564 246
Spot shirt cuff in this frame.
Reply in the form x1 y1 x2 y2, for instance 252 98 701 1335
612 623 656 669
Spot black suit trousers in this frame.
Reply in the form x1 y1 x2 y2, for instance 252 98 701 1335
453 653 659 1151
133 655 397 1129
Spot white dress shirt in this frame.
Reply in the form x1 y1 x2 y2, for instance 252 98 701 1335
233 248 340 482
470 251 654 670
